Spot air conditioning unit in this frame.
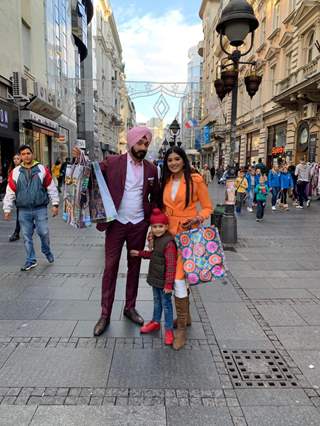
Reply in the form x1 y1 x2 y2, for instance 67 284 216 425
33 82 48 102
303 103 318 119
12 72 28 99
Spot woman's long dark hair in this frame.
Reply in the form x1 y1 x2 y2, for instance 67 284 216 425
160 147 193 209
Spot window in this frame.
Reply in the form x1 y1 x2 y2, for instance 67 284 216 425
22 21 31 70
307 31 316 63
270 65 277 96
260 18 266 45
272 1 280 30
286 52 292 76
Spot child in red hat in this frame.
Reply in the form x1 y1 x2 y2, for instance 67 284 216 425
130 208 177 345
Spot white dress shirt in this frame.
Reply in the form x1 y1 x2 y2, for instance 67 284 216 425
117 154 144 224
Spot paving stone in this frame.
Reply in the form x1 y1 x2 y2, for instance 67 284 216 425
19 286 93 300
0 406 36 425
0 320 77 338
72 320 144 338
256 305 307 326
30 406 166 425
0 347 112 387
0 300 50 320
108 347 220 389
38 300 123 321
0 345 16 369
245 288 313 299
236 389 312 406
288 350 320 389
272 326 320 350
291 305 320 326
198 283 242 302
205 302 272 348
242 406 320 426
166 406 233 426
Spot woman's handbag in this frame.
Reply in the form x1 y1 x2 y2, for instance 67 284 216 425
175 225 227 286
89 161 117 223
63 151 91 228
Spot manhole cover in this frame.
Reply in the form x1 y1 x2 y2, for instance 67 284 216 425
222 349 299 388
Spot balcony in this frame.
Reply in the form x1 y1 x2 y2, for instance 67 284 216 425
303 57 320 78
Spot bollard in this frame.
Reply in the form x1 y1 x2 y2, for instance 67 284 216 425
221 204 237 244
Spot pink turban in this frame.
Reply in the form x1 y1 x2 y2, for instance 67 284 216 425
127 127 152 149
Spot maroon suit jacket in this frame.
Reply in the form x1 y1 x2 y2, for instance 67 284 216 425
98 153 160 229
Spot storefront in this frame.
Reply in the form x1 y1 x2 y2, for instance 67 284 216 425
246 131 260 166
0 99 19 194
295 121 319 163
21 110 59 169
267 122 287 168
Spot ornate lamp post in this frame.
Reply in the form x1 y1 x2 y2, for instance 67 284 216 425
169 119 181 147
215 0 260 244
162 137 169 153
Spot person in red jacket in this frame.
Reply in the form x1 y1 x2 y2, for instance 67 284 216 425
130 208 177 346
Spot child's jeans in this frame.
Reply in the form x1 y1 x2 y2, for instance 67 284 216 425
256 200 266 219
152 287 173 330
271 187 280 206
236 192 246 213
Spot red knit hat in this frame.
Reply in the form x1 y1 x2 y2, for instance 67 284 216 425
150 208 169 225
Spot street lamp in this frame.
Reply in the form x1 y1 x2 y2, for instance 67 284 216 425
215 0 260 244
169 119 181 146
162 137 169 153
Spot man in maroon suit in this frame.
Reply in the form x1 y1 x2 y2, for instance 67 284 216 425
73 127 160 336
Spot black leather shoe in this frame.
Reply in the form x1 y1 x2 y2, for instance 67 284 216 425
123 308 144 325
9 233 20 242
93 317 110 336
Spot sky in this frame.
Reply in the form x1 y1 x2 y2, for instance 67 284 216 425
112 1 203 124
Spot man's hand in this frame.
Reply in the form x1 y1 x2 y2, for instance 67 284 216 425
4 212 11 221
130 250 139 257
52 206 59 217
72 146 81 159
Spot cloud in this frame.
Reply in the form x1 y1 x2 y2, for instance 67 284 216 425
118 10 202 82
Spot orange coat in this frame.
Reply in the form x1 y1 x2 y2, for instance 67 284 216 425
163 173 213 280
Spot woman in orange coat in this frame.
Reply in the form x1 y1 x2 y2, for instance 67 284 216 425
160 147 213 350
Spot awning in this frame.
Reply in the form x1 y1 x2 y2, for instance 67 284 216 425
21 110 59 136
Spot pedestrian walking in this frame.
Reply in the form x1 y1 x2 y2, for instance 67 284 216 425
245 167 255 212
255 175 269 222
2 145 59 271
51 159 61 190
210 165 216 180
201 164 211 185
268 165 281 210
279 166 293 211
58 157 71 192
160 147 213 350
130 208 176 346
255 157 267 175
73 127 160 337
8 153 22 242
295 158 311 209
234 169 248 214
288 161 298 204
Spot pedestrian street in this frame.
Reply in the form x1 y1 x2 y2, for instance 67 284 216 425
0 185 320 425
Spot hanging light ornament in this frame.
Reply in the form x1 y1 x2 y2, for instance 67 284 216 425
244 65 262 98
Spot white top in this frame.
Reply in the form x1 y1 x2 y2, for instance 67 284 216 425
171 179 180 201
117 155 144 224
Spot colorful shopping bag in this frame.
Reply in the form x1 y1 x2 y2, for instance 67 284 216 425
63 151 91 228
175 225 227 286
89 161 117 223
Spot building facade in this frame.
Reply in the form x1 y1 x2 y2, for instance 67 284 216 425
180 46 203 164
199 0 320 170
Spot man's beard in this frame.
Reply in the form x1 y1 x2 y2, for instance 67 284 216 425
131 147 147 160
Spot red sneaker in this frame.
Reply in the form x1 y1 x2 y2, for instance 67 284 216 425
140 321 160 334
164 329 174 345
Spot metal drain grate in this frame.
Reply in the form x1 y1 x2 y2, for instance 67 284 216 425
223 246 237 252
222 349 299 388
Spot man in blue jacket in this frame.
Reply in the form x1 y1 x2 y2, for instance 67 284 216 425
268 165 281 211
280 166 293 210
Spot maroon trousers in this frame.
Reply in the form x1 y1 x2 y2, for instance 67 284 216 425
101 220 149 319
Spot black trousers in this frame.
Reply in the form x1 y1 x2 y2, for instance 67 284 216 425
281 189 288 204
297 181 308 207
256 200 265 219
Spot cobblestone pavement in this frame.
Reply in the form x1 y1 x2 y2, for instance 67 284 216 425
0 184 320 425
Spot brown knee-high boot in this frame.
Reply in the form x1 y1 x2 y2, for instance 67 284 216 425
173 296 189 351
173 289 191 328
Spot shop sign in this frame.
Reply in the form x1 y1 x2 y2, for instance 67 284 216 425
0 108 9 129
272 146 285 156
21 110 59 132
76 139 86 149
58 135 65 142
